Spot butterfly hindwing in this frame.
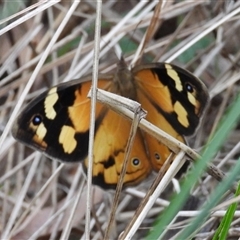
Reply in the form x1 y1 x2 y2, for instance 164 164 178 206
83 108 151 188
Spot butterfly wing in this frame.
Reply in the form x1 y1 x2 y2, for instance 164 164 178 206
12 77 151 189
133 63 209 170
83 108 151 189
136 88 185 171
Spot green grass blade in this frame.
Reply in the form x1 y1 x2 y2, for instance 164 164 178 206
146 92 240 239
212 183 240 240
178 156 240 239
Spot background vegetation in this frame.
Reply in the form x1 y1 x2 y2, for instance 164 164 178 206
1 1 240 239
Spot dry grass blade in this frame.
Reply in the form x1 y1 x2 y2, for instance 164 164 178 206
104 104 146 240
118 152 178 240
85 1 102 238
133 0 162 65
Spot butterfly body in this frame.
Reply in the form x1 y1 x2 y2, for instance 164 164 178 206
12 59 209 189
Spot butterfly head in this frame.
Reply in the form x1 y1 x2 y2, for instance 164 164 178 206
112 57 137 99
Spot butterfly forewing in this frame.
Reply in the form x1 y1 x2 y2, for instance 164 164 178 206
12 79 111 162
133 63 209 136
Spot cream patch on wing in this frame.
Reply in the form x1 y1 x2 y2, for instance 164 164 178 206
165 64 183 92
44 87 58 120
36 122 47 139
173 101 189 128
59 125 77 153
187 92 201 115
29 121 47 140
31 122 48 149
187 92 197 106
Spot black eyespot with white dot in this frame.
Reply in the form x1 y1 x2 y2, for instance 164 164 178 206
154 152 160 161
32 115 42 126
185 82 194 93
132 158 140 166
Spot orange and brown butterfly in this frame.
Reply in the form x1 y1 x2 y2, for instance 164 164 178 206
12 58 209 189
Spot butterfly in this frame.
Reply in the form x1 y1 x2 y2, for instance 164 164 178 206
12 58 209 189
